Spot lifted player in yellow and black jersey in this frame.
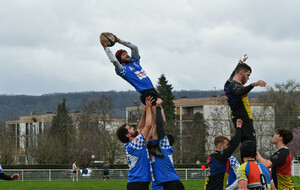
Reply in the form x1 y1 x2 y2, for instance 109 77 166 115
224 54 266 144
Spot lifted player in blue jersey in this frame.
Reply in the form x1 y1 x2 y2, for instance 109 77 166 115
224 54 266 144
116 96 156 190
101 33 164 158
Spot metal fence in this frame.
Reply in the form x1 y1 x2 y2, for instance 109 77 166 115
292 160 300 177
3 161 299 181
3 168 207 181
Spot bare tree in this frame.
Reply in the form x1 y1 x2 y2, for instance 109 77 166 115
261 79 300 130
252 104 276 158
0 122 16 165
288 126 300 158
74 95 122 166
206 97 233 154
182 112 208 163
70 130 101 168
31 133 64 164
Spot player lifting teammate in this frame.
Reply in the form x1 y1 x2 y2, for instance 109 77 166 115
116 96 157 190
204 119 243 190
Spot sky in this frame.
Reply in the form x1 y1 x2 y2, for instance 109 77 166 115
1 0 300 95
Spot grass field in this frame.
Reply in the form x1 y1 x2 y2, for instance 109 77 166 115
0 177 299 190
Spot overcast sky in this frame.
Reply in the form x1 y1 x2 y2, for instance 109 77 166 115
1 0 299 95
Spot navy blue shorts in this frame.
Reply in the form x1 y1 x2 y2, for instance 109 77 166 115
140 88 159 106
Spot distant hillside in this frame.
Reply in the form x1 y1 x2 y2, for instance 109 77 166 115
0 90 260 122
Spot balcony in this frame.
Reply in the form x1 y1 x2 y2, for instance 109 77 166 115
177 114 195 121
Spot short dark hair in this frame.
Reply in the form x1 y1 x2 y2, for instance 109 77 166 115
240 140 257 160
276 128 293 145
214 135 229 147
167 134 174 146
116 124 129 143
234 63 252 75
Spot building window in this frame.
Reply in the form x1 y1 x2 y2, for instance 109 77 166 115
187 107 193 115
39 122 43 134
17 124 20 136
44 122 51 132
26 136 29 148
26 123 29 135
17 137 20 149
18 156 25 164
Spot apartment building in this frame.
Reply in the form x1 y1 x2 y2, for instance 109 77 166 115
4 112 124 164
126 97 275 160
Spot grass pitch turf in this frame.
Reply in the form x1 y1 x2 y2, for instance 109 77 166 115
0 177 299 190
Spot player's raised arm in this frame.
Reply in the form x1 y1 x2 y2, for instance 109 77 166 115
138 105 147 134
229 54 248 81
100 34 123 72
228 82 254 96
102 46 123 72
221 119 242 160
155 98 166 141
141 96 154 139
251 80 267 87
116 36 140 61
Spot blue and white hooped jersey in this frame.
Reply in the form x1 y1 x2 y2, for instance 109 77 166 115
227 156 240 189
124 133 151 183
116 58 154 93
151 136 179 185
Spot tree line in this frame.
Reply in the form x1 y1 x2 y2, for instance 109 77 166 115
0 89 259 122
0 75 299 166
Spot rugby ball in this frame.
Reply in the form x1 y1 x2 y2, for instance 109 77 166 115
100 32 116 47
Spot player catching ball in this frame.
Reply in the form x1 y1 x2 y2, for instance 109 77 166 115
100 32 164 158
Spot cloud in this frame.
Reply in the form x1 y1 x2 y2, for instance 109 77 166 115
0 0 300 95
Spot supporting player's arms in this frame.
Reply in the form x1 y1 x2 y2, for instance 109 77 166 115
220 128 241 162
118 39 140 60
220 119 242 162
138 107 147 134
141 97 154 138
256 151 273 168
156 106 166 141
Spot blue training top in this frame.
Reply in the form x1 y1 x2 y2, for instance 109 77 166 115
116 57 154 93
124 133 151 183
151 136 179 185
103 39 154 93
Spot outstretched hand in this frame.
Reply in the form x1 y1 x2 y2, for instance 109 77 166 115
240 54 248 63
252 80 266 87
100 38 107 47
112 33 120 42
236 119 243 128
11 174 20 180
156 98 163 107
145 96 154 108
